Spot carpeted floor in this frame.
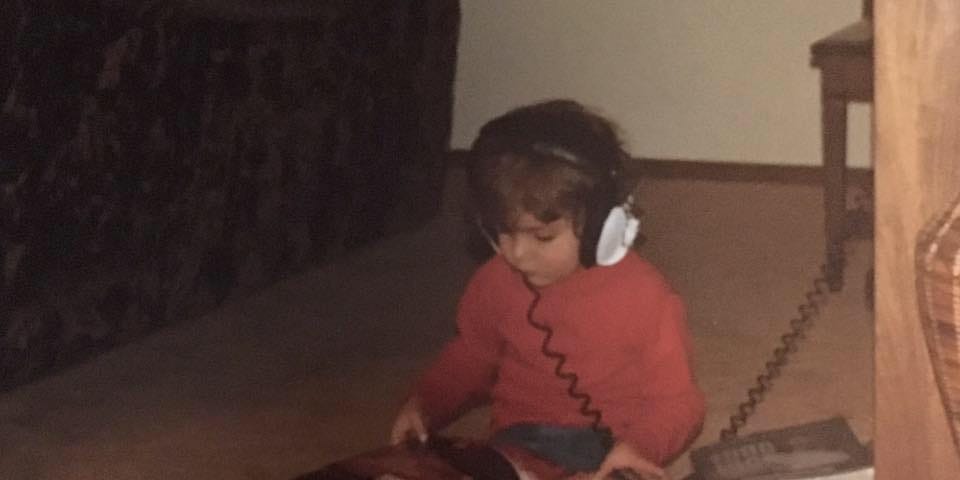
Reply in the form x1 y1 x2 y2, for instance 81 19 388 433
0 167 874 479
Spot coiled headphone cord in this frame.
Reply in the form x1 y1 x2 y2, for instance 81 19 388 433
718 244 843 441
522 279 610 435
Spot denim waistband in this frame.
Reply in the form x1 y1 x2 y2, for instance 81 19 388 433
491 423 614 473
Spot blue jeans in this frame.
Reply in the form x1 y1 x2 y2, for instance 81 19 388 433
492 423 614 473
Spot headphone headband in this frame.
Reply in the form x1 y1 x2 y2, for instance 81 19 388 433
530 142 587 168
528 141 623 184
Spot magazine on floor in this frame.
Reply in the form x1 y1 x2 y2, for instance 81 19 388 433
689 417 872 480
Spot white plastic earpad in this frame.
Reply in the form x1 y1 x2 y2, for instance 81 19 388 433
595 205 641 266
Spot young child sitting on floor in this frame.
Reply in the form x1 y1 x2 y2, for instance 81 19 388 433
390 99 705 480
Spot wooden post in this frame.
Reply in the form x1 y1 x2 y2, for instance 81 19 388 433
875 0 960 477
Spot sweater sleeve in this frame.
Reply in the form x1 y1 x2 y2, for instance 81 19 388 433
609 293 706 466
411 263 503 429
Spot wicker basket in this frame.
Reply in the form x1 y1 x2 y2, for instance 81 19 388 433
917 194 960 456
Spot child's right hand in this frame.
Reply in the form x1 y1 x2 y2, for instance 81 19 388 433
389 396 429 446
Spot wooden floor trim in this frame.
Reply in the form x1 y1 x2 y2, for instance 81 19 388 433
624 157 873 187
448 149 874 187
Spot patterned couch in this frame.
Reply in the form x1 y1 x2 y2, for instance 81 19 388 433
0 0 460 390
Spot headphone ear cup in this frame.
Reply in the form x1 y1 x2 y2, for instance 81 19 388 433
595 205 641 266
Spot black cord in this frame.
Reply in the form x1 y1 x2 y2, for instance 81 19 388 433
718 243 842 441
522 278 609 434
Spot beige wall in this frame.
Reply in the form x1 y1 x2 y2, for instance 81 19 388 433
451 0 871 167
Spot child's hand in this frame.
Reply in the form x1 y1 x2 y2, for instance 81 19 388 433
570 441 668 480
389 396 429 446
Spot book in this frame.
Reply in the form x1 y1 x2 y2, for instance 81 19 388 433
293 436 523 480
689 417 872 479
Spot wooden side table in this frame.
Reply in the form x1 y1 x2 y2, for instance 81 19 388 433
810 18 873 291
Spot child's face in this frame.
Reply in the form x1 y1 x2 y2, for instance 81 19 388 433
496 211 583 287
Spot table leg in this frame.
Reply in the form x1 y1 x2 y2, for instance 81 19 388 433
822 96 848 292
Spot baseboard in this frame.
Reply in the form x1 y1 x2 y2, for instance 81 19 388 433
625 157 873 187
447 149 873 187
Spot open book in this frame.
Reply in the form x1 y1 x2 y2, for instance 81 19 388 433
294 436 523 480
296 435 634 480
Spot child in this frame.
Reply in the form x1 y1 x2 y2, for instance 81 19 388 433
391 100 705 479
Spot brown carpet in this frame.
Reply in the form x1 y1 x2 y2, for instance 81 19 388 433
0 168 874 479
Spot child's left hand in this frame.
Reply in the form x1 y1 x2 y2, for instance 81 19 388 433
568 441 668 480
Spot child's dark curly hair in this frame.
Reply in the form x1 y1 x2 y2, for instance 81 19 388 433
466 99 635 264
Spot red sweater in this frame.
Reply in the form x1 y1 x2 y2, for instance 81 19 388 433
414 251 705 466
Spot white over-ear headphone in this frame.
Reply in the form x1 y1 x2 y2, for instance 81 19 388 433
594 195 641 266
477 196 641 267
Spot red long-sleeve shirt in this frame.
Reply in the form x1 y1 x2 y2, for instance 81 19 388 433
413 251 705 466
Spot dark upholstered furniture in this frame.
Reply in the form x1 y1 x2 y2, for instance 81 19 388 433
0 0 460 390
